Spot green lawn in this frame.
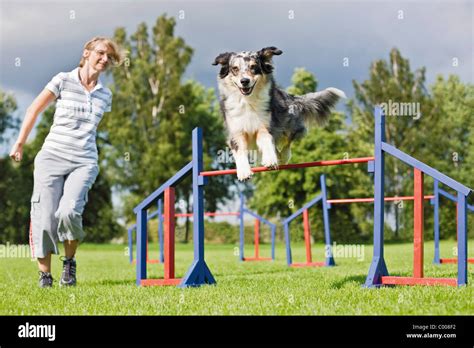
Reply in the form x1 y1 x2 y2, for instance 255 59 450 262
0 240 472 315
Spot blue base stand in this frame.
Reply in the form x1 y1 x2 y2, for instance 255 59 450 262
180 260 216 287
364 257 389 288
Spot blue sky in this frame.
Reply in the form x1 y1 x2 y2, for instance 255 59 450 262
0 0 472 220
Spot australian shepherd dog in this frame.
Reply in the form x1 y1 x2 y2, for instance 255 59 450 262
213 46 346 181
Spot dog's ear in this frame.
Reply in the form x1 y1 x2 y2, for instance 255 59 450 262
257 46 282 74
258 46 283 59
212 52 234 78
212 52 233 66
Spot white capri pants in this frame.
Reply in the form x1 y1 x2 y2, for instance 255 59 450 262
29 149 99 258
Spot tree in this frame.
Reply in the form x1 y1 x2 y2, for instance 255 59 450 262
349 48 473 240
0 90 18 145
348 48 433 239
428 75 474 238
287 68 317 96
0 89 30 244
102 15 233 240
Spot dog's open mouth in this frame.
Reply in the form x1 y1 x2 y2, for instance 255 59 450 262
239 86 254 96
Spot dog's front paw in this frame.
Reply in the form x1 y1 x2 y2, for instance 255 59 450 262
237 165 254 181
261 154 279 169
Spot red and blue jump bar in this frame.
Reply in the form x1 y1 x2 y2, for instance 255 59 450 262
365 107 471 288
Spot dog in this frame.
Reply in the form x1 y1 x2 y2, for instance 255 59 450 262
212 46 346 181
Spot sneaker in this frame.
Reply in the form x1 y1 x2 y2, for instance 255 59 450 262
38 271 53 288
59 256 76 287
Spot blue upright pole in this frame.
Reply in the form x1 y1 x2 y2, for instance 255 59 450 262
271 225 276 261
320 174 335 266
128 227 133 264
433 180 441 264
284 222 292 266
180 127 216 287
157 199 164 263
457 193 468 286
239 193 245 261
136 209 147 286
364 106 389 287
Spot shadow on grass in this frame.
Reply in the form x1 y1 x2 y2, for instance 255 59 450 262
330 274 368 289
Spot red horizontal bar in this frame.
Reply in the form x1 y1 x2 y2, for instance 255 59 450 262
243 257 273 262
440 258 474 264
141 278 183 286
132 259 160 264
327 195 434 204
200 157 375 177
381 276 457 286
290 262 326 268
205 212 240 216
174 212 240 217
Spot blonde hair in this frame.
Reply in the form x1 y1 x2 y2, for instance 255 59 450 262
79 36 127 68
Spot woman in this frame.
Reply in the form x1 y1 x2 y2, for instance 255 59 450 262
9 37 125 288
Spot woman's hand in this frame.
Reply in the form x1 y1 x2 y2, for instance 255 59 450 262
9 142 23 162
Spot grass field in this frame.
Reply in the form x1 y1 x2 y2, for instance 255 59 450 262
0 240 473 315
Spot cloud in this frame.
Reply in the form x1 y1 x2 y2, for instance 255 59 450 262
0 0 471 117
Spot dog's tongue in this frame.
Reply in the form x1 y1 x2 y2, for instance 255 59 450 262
241 87 251 94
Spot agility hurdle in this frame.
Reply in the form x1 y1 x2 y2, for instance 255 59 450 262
130 192 272 280
133 127 374 287
239 193 276 261
283 174 335 267
431 179 474 265
128 202 241 264
127 199 164 264
365 106 472 287
163 193 275 262
283 172 434 268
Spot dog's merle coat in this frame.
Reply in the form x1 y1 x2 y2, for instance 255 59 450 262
213 46 346 181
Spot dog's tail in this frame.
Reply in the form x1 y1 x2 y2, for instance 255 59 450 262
293 87 346 127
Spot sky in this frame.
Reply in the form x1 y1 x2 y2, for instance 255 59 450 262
0 0 472 223
1 0 472 116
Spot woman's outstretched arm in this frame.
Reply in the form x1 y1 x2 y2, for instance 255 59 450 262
9 89 56 161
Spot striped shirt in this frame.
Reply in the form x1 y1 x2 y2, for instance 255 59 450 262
42 67 112 164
